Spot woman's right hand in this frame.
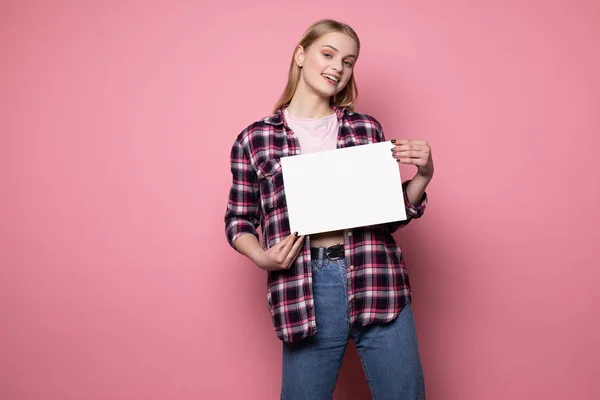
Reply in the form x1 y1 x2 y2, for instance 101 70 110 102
256 233 305 271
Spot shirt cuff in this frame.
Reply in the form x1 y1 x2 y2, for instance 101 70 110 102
226 220 260 250
402 180 427 219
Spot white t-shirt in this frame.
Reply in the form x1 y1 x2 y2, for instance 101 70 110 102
284 108 339 154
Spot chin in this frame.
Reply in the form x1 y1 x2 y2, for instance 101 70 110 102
317 84 342 99
319 90 338 99
307 77 345 100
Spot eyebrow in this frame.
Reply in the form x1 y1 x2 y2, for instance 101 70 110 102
321 45 357 59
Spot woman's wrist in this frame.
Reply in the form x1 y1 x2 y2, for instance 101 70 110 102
406 173 431 205
234 234 267 268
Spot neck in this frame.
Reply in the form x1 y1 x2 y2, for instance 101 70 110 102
287 80 334 119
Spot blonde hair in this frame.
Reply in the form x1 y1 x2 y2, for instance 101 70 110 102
273 19 361 113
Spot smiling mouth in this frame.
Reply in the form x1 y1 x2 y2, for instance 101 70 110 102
322 73 340 84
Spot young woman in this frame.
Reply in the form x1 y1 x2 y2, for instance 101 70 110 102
225 19 433 400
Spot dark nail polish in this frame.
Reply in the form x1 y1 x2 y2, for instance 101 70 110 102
391 139 396 143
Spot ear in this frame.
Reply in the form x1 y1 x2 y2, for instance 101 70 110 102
294 45 305 68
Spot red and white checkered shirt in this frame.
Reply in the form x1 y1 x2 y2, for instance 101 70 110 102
225 105 427 343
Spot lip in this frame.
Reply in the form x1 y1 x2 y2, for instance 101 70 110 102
322 73 340 85
322 73 340 80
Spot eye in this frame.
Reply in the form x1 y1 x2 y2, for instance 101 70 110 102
344 61 353 67
323 52 332 58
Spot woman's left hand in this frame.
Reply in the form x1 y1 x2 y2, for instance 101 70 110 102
391 139 434 179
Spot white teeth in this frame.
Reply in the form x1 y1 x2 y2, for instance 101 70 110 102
323 74 339 83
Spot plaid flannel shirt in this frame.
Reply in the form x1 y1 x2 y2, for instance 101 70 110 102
225 105 427 343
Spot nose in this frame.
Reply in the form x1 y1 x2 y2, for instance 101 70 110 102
331 59 343 72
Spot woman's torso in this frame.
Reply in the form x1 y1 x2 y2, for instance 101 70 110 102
284 108 344 247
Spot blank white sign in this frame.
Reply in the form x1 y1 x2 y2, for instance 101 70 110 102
280 141 407 235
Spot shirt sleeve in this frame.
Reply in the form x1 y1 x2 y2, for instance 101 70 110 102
370 117 428 233
224 140 261 249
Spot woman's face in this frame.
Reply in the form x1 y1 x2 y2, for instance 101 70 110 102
296 32 358 99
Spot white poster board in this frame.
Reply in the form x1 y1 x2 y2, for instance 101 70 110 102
280 141 407 235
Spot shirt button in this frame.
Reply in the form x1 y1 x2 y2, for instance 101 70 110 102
349 265 354 270
348 231 352 237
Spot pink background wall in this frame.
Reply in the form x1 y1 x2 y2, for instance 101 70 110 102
1 1 599 399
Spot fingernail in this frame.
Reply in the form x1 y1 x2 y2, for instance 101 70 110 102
391 139 396 143
295 232 298 237
396 159 400 162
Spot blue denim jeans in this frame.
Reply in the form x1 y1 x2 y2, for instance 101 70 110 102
280 252 425 400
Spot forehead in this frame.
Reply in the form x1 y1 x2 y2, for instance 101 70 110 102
313 32 358 55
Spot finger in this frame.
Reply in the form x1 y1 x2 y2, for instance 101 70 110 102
397 158 426 166
284 235 305 269
393 144 429 152
285 236 305 269
394 150 427 158
393 152 429 163
391 139 429 147
277 232 300 256
278 232 298 252
402 139 428 145
392 149 429 162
